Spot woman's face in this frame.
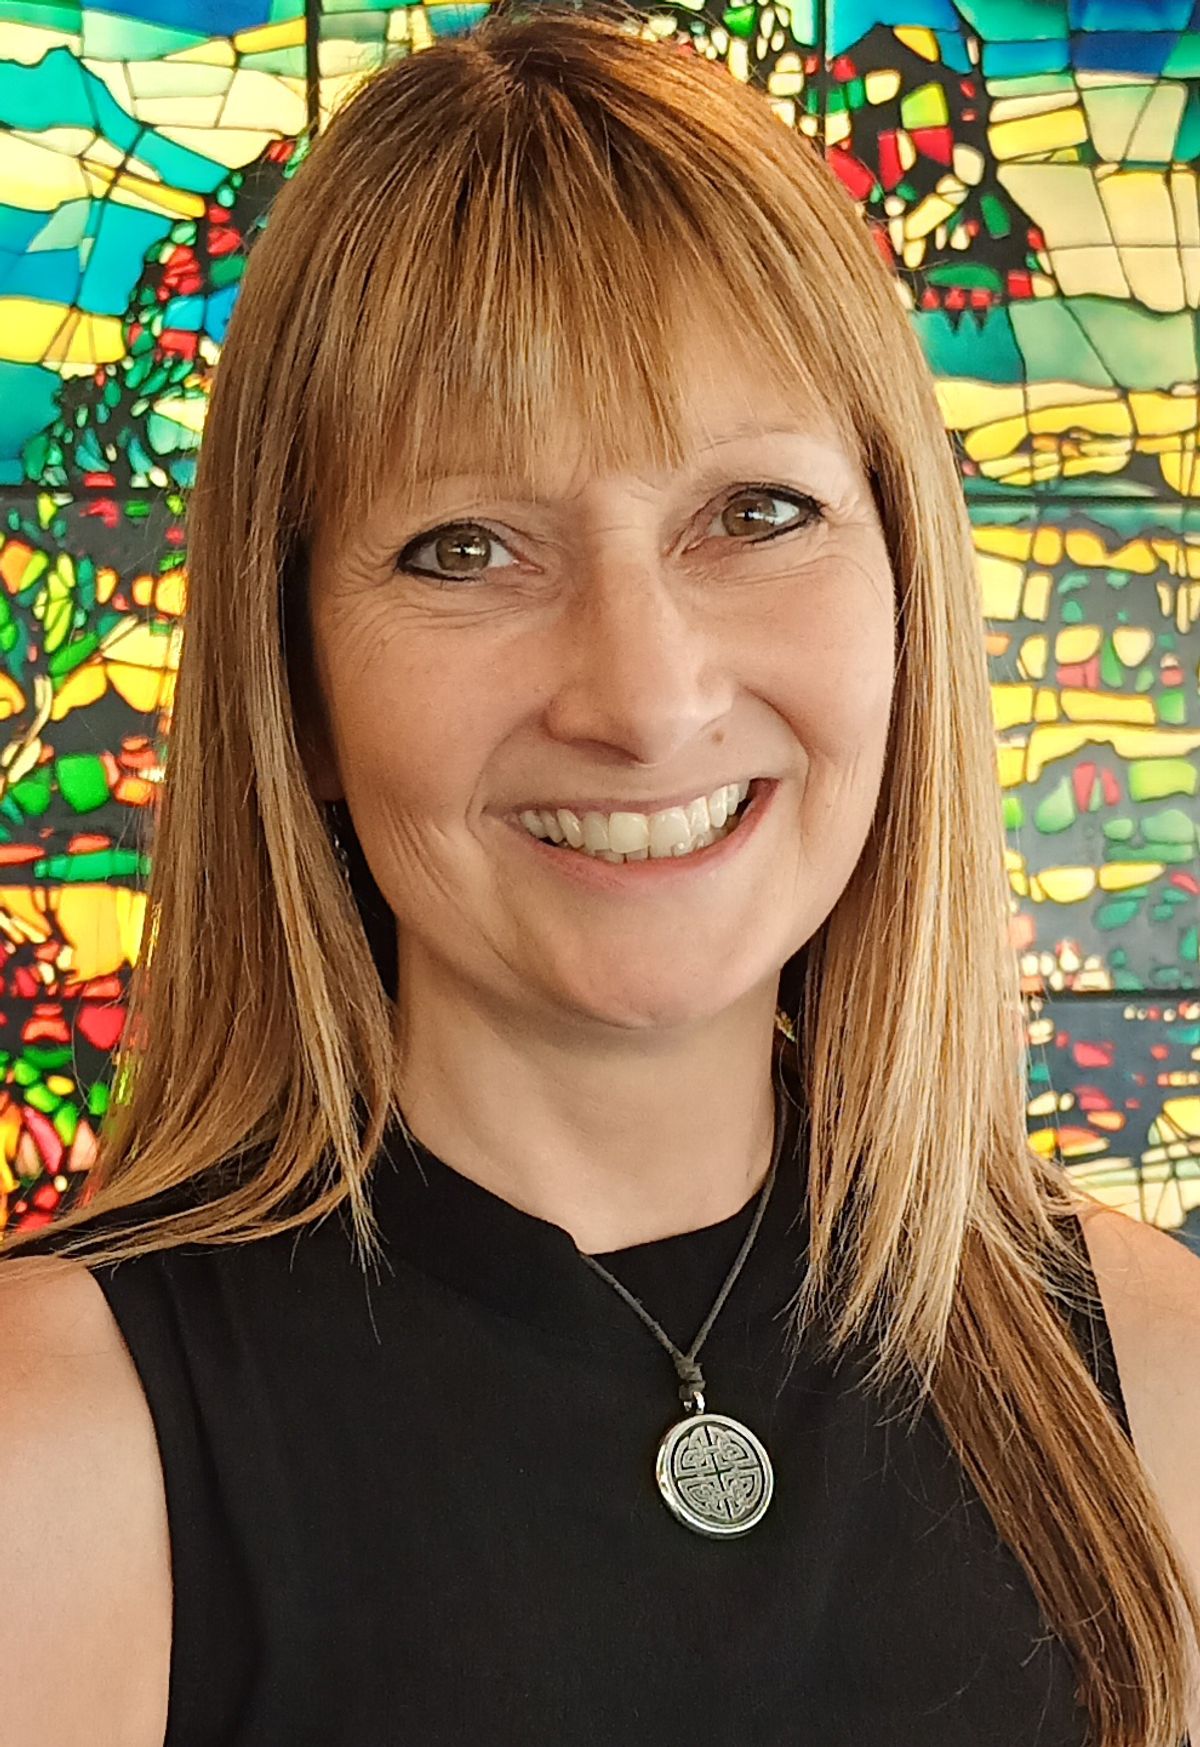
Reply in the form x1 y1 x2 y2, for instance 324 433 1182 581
304 328 897 1037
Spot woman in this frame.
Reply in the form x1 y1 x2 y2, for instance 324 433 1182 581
3 7 1198 1744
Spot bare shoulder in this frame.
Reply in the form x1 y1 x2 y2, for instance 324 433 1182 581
1075 1204 1200 1414
0 1253 171 1747
1076 1206 1200 1712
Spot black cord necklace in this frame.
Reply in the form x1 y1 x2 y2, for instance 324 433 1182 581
579 1089 788 1539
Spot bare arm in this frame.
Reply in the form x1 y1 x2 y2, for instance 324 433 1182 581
1080 1208 1200 1744
0 1257 172 1747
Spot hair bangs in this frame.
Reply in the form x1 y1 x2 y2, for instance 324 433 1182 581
301 48 867 550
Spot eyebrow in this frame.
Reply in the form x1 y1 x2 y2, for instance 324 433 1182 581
395 420 843 500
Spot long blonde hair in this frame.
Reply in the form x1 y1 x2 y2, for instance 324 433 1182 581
7 8 1197 1740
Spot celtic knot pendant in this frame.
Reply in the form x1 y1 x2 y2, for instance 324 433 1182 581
655 1406 774 1538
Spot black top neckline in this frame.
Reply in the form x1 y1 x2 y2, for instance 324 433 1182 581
368 1087 810 1354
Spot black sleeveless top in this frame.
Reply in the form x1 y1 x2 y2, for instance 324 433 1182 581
78 1103 1131 1746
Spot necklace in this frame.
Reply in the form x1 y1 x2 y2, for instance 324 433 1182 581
579 1088 788 1540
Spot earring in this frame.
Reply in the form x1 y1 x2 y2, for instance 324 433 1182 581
774 1006 797 1043
326 806 352 881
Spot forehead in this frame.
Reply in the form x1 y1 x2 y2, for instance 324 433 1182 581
308 288 870 559
378 350 860 517
662 328 852 454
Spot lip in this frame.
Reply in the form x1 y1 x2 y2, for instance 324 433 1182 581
504 778 778 889
505 777 767 821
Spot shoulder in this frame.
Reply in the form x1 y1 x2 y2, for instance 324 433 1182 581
1076 1206 1200 1450
1076 1207 1200 1703
0 1252 171 1745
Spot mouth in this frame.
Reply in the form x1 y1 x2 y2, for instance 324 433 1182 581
508 777 775 869
510 779 779 880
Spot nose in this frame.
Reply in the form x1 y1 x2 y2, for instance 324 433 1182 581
541 560 734 767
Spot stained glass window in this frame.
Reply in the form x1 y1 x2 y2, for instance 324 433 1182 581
0 0 1195 1248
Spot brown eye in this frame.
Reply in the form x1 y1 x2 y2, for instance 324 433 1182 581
396 522 517 583
436 528 490 573
716 489 823 541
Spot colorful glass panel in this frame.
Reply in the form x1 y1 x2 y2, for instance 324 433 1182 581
0 0 1195 1249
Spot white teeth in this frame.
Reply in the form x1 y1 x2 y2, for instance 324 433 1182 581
515 780 759 861
581 812 610 854
608 811 650 854
649 807 691 859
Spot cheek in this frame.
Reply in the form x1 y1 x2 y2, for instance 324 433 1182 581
313 616 523 833
765 561 896 768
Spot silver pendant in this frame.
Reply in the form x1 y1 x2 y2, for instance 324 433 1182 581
655 1394 774 1538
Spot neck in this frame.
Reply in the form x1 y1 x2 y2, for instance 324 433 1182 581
391 955 785 1255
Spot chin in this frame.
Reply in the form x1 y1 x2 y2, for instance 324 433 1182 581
554 981 755 1036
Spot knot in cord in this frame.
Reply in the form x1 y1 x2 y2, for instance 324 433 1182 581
674 1356 705 1407
574 1084 791 1423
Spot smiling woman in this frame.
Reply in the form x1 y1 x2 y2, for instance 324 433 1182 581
1 6 1198 1747
303 323 897 1049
